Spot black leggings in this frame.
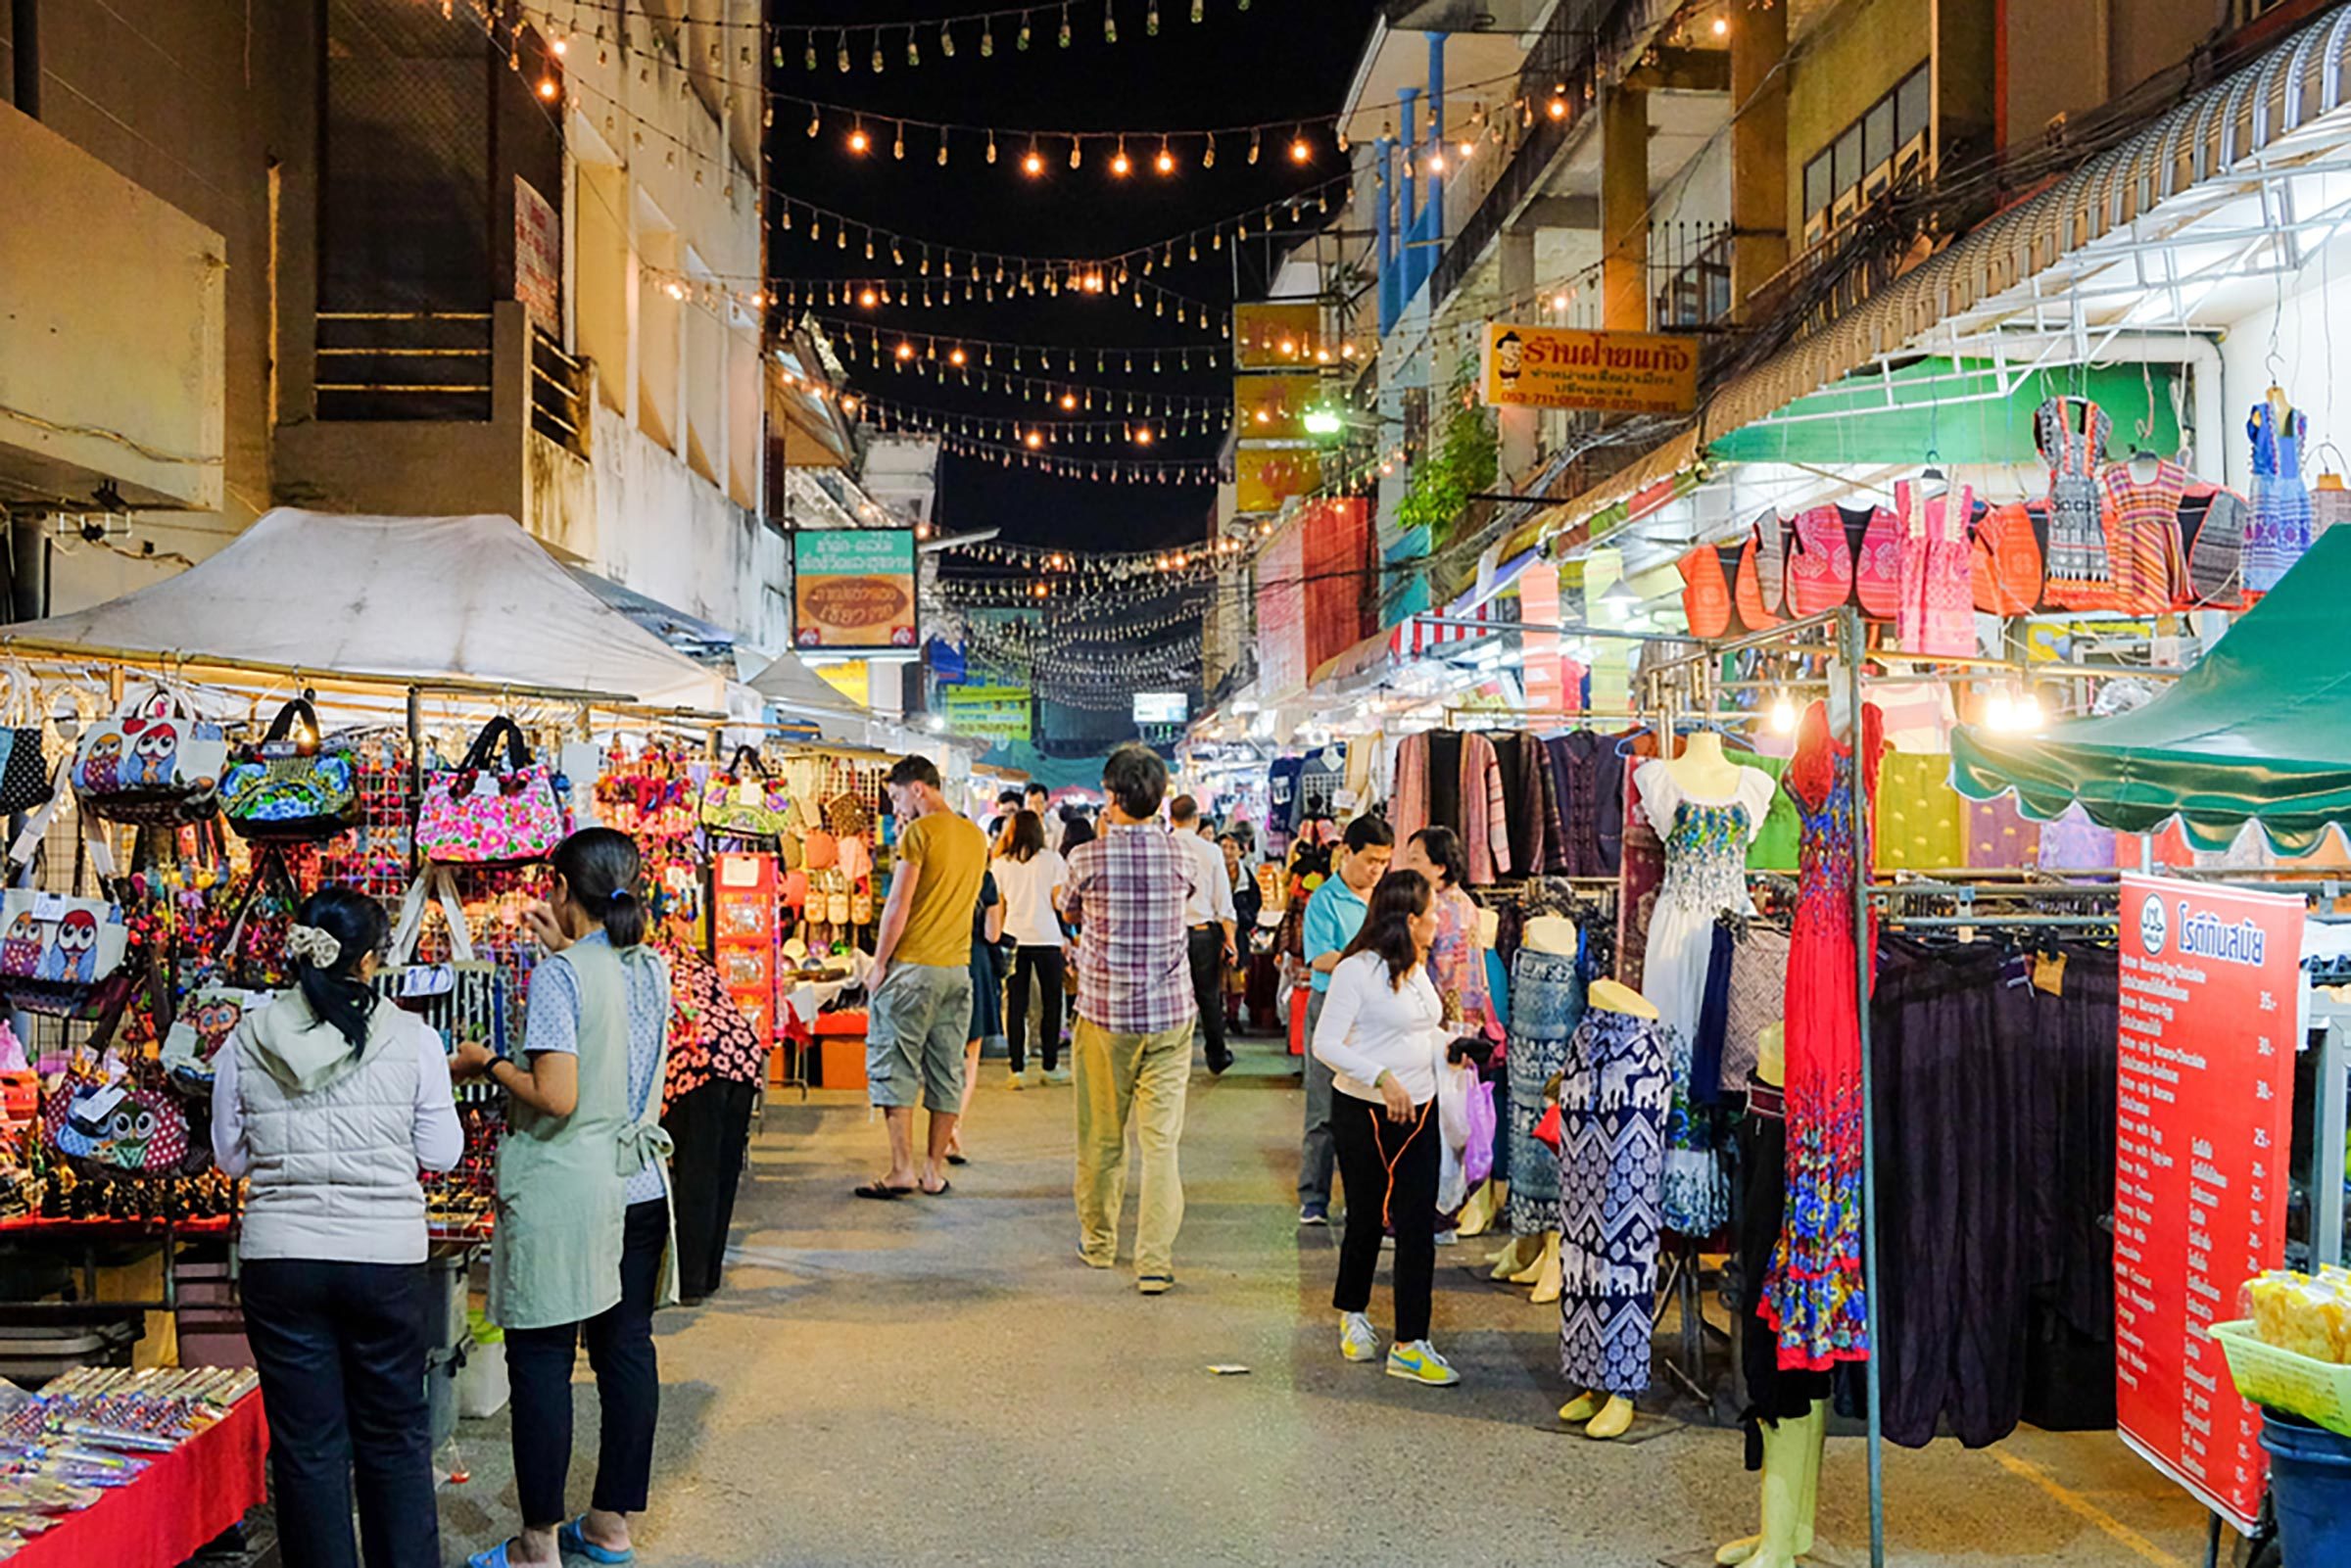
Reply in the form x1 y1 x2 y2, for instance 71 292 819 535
1330 1095 1440 1344
505 1200 668 1526
1005 944 1065 1072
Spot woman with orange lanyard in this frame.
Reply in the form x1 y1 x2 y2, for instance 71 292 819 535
1312 869 1462 1388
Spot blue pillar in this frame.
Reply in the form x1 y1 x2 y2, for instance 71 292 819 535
1375 137 1399 336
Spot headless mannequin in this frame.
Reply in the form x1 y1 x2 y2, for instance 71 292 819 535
1487 914 1579 1279
1557 978 1661 1441
1661 729 1746 801
1717 1023 1826 1568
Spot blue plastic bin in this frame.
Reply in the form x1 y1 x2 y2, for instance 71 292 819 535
2261 1409 2351 1565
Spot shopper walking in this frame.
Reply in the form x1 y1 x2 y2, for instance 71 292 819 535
1402 827 1488 1030
946 869 1004 1162
1314 869 1461 1387
211 888 459 1568
1168 794 1237 1073
1298 815 1394 1225
993 809 1070 1086
1066 742 1200 1293
857 754 986 1199
453 829 675 1568
1223 832 1262 1035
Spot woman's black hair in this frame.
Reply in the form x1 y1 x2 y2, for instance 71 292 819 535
1060 815 1096 853
1341 869 1433 989
551 827 647 948
1410 825 1469 893
291 886 390 1057
1007 808 1046 862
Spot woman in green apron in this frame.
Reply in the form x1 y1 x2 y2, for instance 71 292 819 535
456 829 676 1568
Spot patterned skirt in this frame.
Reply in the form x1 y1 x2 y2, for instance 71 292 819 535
1557 1009 1672 1396
1504 948 1584 1236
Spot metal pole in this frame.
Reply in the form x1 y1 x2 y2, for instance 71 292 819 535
1847 606 1887 1568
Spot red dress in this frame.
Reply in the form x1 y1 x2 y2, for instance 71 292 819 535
1760 699 1884 1372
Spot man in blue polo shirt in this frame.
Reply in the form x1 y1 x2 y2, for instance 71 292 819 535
1296 815 1393 1225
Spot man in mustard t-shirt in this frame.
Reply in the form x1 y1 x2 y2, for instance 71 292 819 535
858 754 988 1199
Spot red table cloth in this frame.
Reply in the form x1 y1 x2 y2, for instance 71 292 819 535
9 1389 269 1568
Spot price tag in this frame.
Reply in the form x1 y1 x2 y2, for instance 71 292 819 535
470 773 504 802
2032 951 2067 996
31 892 66 922
737 779 764 808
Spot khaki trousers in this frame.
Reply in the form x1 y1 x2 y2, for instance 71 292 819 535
1073 1017 1193 1278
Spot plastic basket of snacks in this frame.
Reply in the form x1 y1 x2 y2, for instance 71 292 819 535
2210 1266 2351 1439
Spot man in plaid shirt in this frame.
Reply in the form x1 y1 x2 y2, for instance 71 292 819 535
1063 742 1198 1294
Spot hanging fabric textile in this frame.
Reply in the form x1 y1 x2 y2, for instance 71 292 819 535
1459 732 1511 885
1732 753 1800 874
1969 500 2043 616
2037 396 2116 608
1895 479 1976 656
1678 545 1737 640
2177 484 2251 608
2312 473 2351 542
1556 1007 1674 1400
1783 506 1855 618
1545 731 1627 879
1490 733 1550 882
1870 940 2120 1448
2097 456 2190 615
1504 945 1585 1237
1875 753 1966 871
2245 397 2312 593
1749 510 1790 623
1965 794 2041 870
1846 505 1904 621
1760 699 1884 1373
1614 738 1667 993
1736 1080 1834 1468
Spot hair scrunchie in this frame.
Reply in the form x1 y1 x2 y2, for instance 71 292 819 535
287 924 343 969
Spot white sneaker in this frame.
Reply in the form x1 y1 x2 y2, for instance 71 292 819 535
1339 1311 1379 1363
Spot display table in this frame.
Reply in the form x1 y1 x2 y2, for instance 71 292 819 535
6 1389 268 1568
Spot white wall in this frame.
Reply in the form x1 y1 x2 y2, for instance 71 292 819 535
589 403 791 654
2214 229 2351 494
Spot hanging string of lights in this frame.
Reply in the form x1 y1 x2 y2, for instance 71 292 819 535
523 0 1271 62
856 394 1222 446
932 431 1231 486
938 534 1257 582
767 175 1349 279
829 335 1233 416
811 318 1224 373
751 270 1233 333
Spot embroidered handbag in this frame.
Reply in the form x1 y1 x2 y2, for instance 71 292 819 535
219 697 360 842
0 888 130 993
44 1074 193 1174
72 686 229 825
698 747 793 838
161 985 267 1091
0 667 53 818
416 717 569 866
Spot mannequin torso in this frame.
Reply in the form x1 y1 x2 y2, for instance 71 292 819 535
1662 730 1747 801
1521 914 1578 958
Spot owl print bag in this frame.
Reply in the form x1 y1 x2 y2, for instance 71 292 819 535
72 685 230 825
0 888 129 993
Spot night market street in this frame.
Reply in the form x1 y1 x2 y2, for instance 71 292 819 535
431 1040 2213 1568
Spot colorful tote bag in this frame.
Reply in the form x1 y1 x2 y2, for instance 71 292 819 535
72 686 229 825
162 985 268 1090
415 717 568 866
219 697 360 842
0 888 130 991
699 747 793 838
0 667 53 817
45 1075 193 1174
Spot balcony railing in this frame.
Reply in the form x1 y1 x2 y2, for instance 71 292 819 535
529 329 590 459
1652 223 1735 331
313 310 493 422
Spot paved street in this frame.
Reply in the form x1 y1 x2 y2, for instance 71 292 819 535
434 1041 2214 1567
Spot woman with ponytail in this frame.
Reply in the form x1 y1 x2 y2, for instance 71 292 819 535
454 828 675 1568
210 886 461 1568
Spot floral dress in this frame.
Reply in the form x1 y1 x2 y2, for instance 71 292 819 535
2038 396 2114 607
1633 759 1774 1235
1760 701 1884 1371
1424 883 1488 1027
1555 1007 1673 1397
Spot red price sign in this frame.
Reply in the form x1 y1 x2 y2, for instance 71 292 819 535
2114 875 2303 1533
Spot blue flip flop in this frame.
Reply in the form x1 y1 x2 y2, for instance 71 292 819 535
559 1518 637 1565
464 1544 516 1568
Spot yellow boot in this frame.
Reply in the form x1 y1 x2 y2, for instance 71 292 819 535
1488 1232 1541 1280
1723 1401 1823 1568
1527 1232 1562 1305
1457 1179 1504 1238
1584 1393 1635 1440
1508 1230 1555 1286
1559 1390 1605 1422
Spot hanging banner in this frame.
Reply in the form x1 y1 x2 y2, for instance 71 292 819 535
1256 524 1308 701
942 684 1032 742
793 529 918 652
1479 322 1697 414
2112 875 2304 1535
513 176 562 338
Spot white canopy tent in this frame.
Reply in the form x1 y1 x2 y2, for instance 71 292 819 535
11 508 730 711
744 647 886 739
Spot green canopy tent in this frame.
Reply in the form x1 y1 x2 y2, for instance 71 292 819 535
1950 528 2351 854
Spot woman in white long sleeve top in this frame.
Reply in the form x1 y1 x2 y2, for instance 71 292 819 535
1312 868 1460 1387
211 887 462 1568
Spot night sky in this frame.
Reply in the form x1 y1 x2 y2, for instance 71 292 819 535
766 0 1379 556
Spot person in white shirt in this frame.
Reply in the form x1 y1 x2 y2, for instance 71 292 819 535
992 809 1072 1086
1312 868 1461 1388
1168 794 1237 1073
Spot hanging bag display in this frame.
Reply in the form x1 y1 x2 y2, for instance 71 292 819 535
415 716 569 866
698 746 793 839
0 666 54 817
0 888 130 994
219 696 360 842
72 685 229 825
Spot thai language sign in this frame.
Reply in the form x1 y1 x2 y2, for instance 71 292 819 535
942 685 1032 742
1479 323 1697 414
793 529 917 652
2113 875 2303 1534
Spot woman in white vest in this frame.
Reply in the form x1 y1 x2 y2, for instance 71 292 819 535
210 887 462 1568
455 828 675 1568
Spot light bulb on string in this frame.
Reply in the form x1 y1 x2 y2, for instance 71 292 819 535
1111 137 1130 176
1023 142 1045 176
847 120 869 154
1290 129 1312 163
1155 140 1176 175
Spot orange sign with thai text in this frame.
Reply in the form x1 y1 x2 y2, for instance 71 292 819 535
1480 322 1697 414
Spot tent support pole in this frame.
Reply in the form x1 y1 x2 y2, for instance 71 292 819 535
406 687 424 877
1847 605 1887 1568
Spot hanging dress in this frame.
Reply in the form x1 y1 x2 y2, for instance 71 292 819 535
1969 500 2043 615
1632 758 1774 1234
2097 457 2189 614
2038 396 2115 608
1783 506 1854 618
1895 479 1976 656
2245 400 2312 593
1760 699 1884 1373
1555 1007 1674 1398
